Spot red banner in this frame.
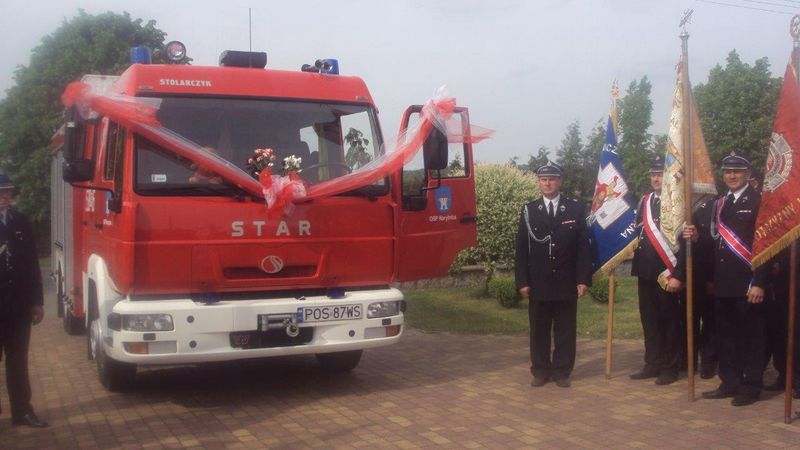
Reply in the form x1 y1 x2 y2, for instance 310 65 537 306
752 62 800 268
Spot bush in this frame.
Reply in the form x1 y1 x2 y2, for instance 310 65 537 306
588 277 616 303
487 276 520 308
451 164 540 277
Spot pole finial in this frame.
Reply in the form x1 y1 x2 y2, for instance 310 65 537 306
680 9 693 37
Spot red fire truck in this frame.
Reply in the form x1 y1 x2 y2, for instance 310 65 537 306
50 45 479 390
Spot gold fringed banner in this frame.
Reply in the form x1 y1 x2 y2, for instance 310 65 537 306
752 63 800 268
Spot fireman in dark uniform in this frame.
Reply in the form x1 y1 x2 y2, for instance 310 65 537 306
515 161 592 388
672 194 719 379
0 171 48 427
685 152 767 406
689 199 719 379
629 156 681 386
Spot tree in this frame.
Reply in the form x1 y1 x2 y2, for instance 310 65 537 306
582 118 607 190
524 146 550 174
447 153 464 172
694 50 781 183
0 10 172 244
556 121 590 200
617 77 655 198
344 127 372 169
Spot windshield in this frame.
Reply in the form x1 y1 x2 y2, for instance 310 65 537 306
135 97 386 196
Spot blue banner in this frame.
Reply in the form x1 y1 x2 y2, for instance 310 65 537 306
587 116 638 277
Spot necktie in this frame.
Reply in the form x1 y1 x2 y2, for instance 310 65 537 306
548 201 554 218
726 193 735 206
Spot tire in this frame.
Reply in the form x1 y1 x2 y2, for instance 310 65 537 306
90 312 136 391
315 350 363 373
63 304 84 335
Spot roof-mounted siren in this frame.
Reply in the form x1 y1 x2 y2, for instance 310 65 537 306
130 47 152 64
164 41 187 63
219 50 268 68
301 59 339 75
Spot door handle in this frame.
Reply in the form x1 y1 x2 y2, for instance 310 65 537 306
460 215 478 224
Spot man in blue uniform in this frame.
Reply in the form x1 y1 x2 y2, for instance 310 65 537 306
684 152 767 406
515 161 592 388
0 171 48 427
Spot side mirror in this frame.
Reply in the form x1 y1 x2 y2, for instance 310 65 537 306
423 128 448 171
62 159 93 183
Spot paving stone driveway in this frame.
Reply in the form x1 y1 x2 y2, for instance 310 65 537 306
2 273 799 449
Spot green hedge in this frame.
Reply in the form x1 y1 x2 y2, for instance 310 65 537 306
487 276 520 308
452 164 540 277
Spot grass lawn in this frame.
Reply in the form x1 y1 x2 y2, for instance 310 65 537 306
403 276 642 339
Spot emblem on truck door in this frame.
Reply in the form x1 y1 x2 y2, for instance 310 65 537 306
260 255 284 274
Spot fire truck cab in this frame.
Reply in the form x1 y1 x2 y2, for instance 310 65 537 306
51 47 478 390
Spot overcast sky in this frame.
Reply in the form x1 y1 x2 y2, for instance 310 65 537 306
1 0 797 164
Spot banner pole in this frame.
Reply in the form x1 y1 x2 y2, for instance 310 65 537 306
606 272 616 378
680 17 696 402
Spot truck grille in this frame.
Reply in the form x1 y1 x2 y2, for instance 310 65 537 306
229 328 313 349
223 265 317 279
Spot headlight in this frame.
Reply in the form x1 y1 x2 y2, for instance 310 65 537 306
164 41 186 62
122 314 174 331
367 301 401 319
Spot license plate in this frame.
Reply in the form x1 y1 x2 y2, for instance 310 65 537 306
297 304 362 323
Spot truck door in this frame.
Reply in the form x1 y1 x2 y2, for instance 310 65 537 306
394 106 477 281
86 119 135 291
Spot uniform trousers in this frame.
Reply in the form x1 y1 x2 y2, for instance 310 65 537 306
529 299 577 380
715 296 765 396
637 279 681 375
0 313 34 419
764 289 800 386
680 280 717 372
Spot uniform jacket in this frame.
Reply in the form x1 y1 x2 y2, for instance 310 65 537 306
673 198 716 284
0 207 43 318
706 185 765 298
630 193 668 281
515 196 592 302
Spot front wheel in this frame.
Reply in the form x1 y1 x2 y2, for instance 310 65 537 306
315 350 363 373
89 312 136 391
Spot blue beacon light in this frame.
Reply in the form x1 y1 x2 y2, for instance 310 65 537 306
130 47 152 64
319 59 339 75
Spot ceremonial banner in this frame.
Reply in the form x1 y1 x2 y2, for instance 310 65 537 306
659 57 717 258
588 101 638 280
751 62 800 268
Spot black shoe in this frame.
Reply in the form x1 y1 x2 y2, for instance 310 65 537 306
12 412 48 428
655 372 678 385
531 376 549 387
630 369 659 380
731 394 759 407
700 368 716 379
702 388 737 400
764 378 786 391
554 377 571 388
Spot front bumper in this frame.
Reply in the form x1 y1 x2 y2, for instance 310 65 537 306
104 288 404 365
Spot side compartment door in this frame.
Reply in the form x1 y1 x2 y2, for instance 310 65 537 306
395 106 477 281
